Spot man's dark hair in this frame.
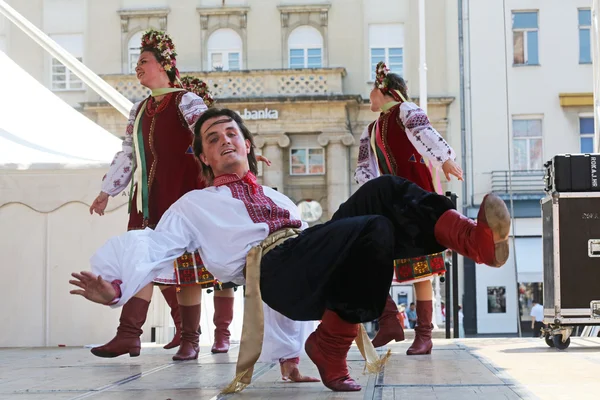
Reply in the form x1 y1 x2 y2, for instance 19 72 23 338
410 302 415 306
374 72 410 101
193 108 258 185
140 48 177 84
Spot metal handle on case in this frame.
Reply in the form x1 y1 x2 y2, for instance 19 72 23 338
588 239 600 257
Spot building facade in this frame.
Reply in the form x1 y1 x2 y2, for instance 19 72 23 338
0 0 462 223
462 0 594 335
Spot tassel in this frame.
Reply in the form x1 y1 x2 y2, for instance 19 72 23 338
355 324 391 374
220 369 251 394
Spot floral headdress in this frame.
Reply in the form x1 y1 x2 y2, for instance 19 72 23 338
180 75 216 108
374 61 405 102
140 29 178 74
375 61 391 91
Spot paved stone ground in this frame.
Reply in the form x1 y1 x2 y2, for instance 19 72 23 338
1 337 599 400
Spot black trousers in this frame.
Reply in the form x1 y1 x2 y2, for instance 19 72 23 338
260 176 455 324
533 321 545 337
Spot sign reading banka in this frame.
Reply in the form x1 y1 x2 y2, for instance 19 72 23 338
236 108 279 120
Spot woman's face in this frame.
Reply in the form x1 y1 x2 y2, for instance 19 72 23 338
369 87 385 112
135 51 167 89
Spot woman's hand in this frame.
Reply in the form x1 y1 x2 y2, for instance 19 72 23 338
257 155 272 167
90 192 109 216
441 159 463 181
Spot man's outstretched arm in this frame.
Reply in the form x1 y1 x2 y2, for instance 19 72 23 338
69 271 120 305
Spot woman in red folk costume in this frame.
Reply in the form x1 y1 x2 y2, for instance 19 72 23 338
89 30 234 360
355 62 464 355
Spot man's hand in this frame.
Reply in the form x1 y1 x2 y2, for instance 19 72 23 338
257 155 272 167
90 192 110 216
69 271 117 305
441 159 463 181
280 359 320 383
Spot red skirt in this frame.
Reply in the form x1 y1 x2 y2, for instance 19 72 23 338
394 252 446 284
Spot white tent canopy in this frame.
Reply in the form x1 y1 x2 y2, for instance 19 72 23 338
0 50 120 169
0 51 245 347
0 50 131 347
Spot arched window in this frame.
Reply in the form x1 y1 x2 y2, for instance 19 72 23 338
288 25 323 69
128 31 144 74
207 28 242 71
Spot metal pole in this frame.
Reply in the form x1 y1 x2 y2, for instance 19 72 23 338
418 0 428 114
452 246 459 338
445 192 460 338
445 251 452 339
0 0 132 117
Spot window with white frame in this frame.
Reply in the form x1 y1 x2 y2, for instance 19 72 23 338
288 25 323 69
512 11 539 65
207 28 242 71
579 9 592 64
580 116 595 153
512 118 543 170
369 24 404 80
290 148 325 175
128 31 143 73
50 34 83 91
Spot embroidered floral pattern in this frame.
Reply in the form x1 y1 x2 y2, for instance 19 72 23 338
215 173 302 234
354 124 378 185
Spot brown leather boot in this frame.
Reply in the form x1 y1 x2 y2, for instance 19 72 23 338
372 294 405 348
211 296 234 354
172 304 200 361
161 286 182 349
305 309 361 392
434 194 510 267
406 300 433 355
91 297 150 358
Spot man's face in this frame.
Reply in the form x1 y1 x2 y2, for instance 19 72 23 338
199 116 251 176
410 305 415 310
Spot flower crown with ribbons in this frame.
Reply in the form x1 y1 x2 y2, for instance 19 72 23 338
140 29 178 73
180 75 216 108
374 61 406 102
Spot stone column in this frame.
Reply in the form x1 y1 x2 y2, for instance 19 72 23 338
254 134 290 192
317 132 355 217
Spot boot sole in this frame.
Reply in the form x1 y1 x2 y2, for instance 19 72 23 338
90 348 140 358
172 353 199 361
483 194 511 267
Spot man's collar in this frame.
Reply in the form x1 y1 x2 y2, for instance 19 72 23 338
214 173 244 187
214 171 259 193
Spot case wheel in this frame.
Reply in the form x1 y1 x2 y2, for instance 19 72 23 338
544 333 555 348
552 334 571 350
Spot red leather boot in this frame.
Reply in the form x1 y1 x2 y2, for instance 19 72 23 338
91 297 150 358
406 300 433 355
211 296 234 354
434 194 510 267
172 304 200 361
161 286 182 349
305 309 361 392
372 294 405 348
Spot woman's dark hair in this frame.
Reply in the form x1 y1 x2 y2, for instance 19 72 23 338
193 108 258 184
375 72 410 101
141 47 176 84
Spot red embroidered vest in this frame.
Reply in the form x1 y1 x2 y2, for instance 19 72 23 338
128 92 204 230
373 103 435 193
